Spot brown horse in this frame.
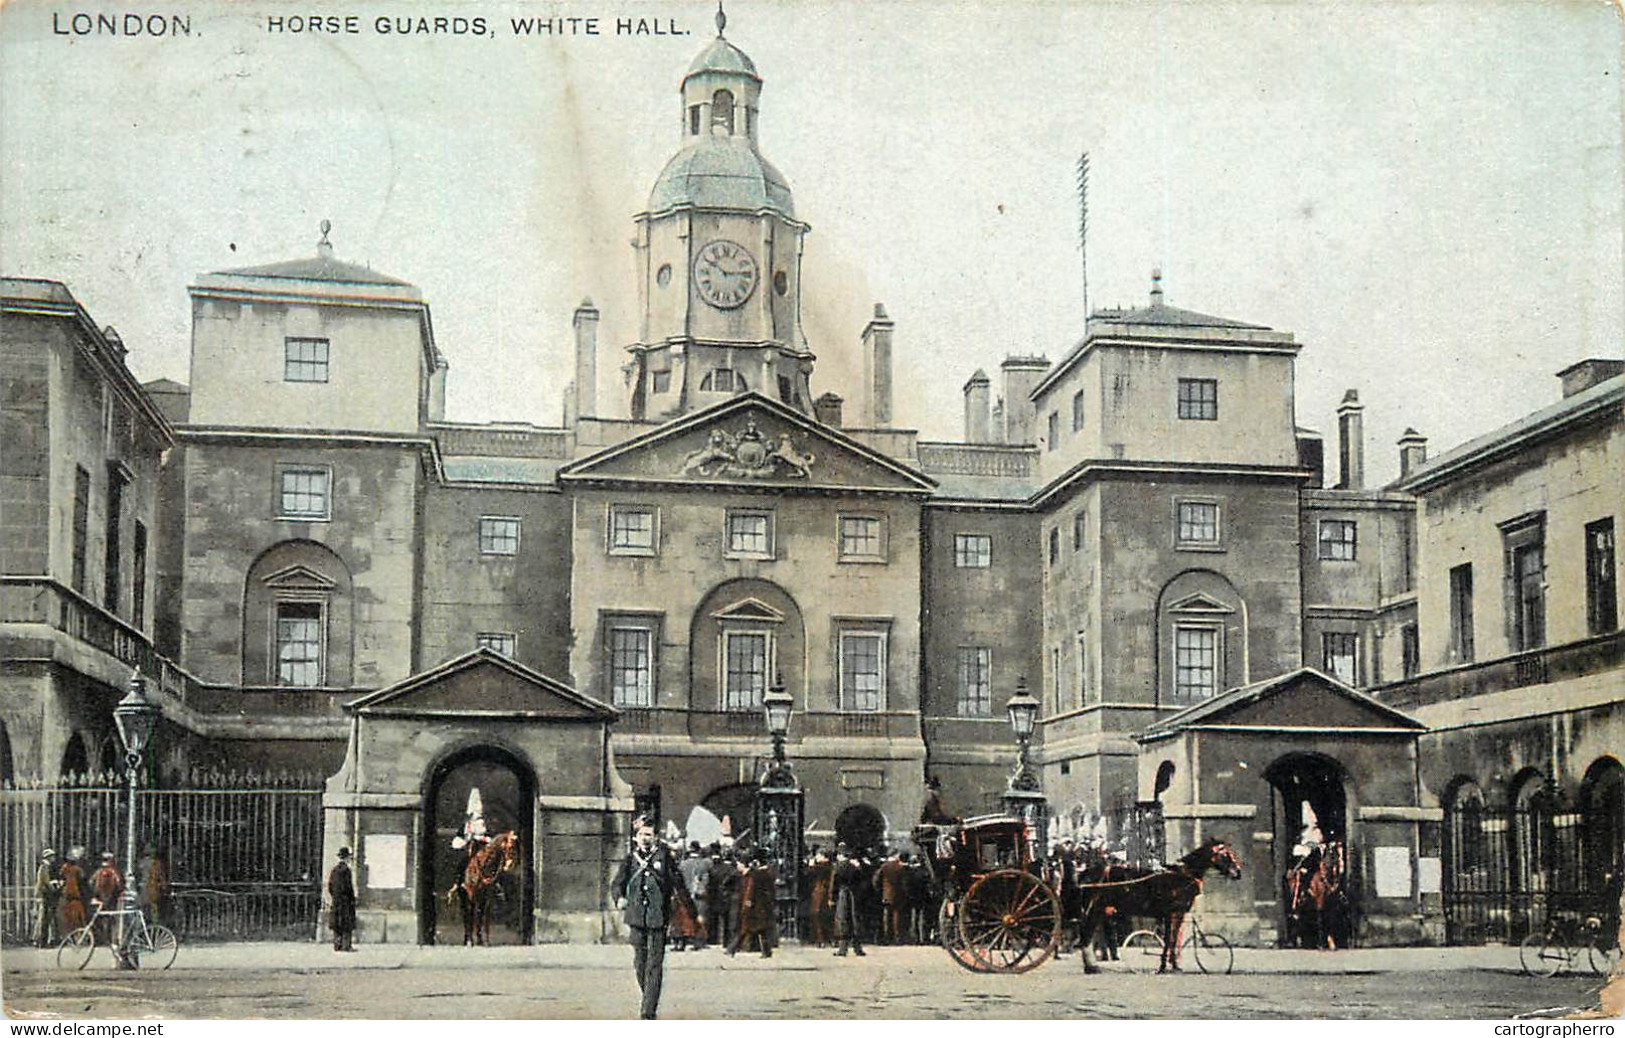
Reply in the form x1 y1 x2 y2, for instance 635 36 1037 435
446 831 520 946
1077 838 1244 974
1287 840 1347 949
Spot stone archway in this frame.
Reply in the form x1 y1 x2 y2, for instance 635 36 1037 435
835 803 886 854
1266 752 1350 947
702 783 757 843
1579 757 1623 895
420 745 536 946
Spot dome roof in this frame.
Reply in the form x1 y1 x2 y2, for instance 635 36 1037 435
685 37 759 82
647 136 794 216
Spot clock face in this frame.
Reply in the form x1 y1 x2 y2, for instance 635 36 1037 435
693 240 759 310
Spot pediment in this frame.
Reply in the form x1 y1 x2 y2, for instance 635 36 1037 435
713 597 785 622
1145 668 1425 736
262 564 337 590
1167 592 1232 614
346 650 617 721
559 394 936 494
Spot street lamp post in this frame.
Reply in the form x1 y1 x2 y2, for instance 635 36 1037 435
1002 676 1048 853
755 678 803 941
112 670 159 969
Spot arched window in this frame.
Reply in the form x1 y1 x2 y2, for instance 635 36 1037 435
1579 757 1624 895
711 89 735 134
59 733 89 781
0 720 13 785
1444 778 1488 892
689 579 805 712
243 540 354 688
1156 570 1247 705
1511 771 1556 894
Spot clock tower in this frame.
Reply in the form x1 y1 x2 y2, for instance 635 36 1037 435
627 7 814 421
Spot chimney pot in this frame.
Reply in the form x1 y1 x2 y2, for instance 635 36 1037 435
814 392 844 428
963 369 991 443
1398 428 1428 479
1336 389 1366 490
861 304 895 427
1556 358 1625 398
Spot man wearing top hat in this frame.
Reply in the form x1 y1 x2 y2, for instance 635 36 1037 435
612 819 678 1020
33 848 62 947
830 843 866 957
327 846 357 952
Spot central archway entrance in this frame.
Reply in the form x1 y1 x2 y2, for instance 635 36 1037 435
1266 752 1350 948
420 746 535 945
835 803 887 854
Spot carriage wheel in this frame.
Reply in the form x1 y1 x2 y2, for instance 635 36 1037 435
1119 929 1163 973
939 899 987 973
957 869 1062 974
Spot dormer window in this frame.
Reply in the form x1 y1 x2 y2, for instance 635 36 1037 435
711 89 735 134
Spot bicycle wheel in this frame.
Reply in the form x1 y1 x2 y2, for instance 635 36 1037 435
1119 929 1163 973
1519 934 1565 978
1588 942 1622 978
1183 929 1234 975
56 928 95 970
142 925 179 970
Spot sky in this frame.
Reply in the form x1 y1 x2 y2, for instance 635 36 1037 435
2 0 1621 485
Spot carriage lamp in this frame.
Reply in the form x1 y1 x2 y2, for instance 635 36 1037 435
762 678 793 766
1005 677 1039 743
114 669 159 969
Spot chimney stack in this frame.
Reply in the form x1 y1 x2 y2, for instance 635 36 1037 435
963 369 990 443
814 391 844 428
1557 358 1625 398
572 298 599 422
1336 389 1365 490
428 350 449 422
999 355 1051 445
861 303 894 427
1398 428 1428 479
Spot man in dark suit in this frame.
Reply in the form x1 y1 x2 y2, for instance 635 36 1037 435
612 819 678 1020
873 850 908 944
706 847 738 948
327 846 357 952
831 843 866 957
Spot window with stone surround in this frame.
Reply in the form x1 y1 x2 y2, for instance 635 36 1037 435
277 466 331 520
1318 519 1357 561
477 632 516 657
1322 631 1359 685
608 623 655 707
838 515 885 562
275 600 323 687
1177 500 1220 549
838 630 886 712
1177 378 1218 420
726 510 774 559
609 505 657 556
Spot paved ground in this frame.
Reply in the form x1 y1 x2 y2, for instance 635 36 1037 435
2 943 1613 1019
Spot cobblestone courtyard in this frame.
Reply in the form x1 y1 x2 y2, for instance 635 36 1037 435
2 944 1613 1019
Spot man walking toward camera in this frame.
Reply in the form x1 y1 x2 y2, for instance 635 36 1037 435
612 819 678 1020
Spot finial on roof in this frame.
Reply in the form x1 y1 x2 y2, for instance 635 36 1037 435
874 303 888 319
1149 267 1164 306
317 219 334 258
716 0 726 36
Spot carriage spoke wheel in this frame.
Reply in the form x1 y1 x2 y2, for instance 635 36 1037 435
939 899 987 973
957 869 1062 974
1119 929 1163 973
56 928 95 970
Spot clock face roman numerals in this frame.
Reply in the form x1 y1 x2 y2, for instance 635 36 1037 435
693 239 759 309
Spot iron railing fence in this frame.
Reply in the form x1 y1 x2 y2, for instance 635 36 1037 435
1442 803 1606 945
1 771 324 945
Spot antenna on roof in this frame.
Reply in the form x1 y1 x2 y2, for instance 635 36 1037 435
1076 152 1090 323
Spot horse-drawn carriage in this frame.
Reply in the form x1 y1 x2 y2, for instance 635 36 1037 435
914 815 1064 973
915 813 1246 975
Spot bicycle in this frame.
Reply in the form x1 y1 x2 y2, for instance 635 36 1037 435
1518 915 1621 978
1119 916 1235 974
56 899 179 970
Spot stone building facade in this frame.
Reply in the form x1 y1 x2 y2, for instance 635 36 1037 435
2 20 1620 947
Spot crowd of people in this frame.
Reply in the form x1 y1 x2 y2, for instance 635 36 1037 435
31 845 167 948
640 831 1141 961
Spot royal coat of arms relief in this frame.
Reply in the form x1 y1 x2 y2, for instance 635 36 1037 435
679 418 817 479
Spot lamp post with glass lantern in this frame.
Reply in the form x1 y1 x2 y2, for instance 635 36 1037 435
754 678 803 940
112 669 159 969
1002 677 1047 853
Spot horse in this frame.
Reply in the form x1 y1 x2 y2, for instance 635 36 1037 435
1076 838 1244 974
446 830 521 946
1287 839 1347 950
